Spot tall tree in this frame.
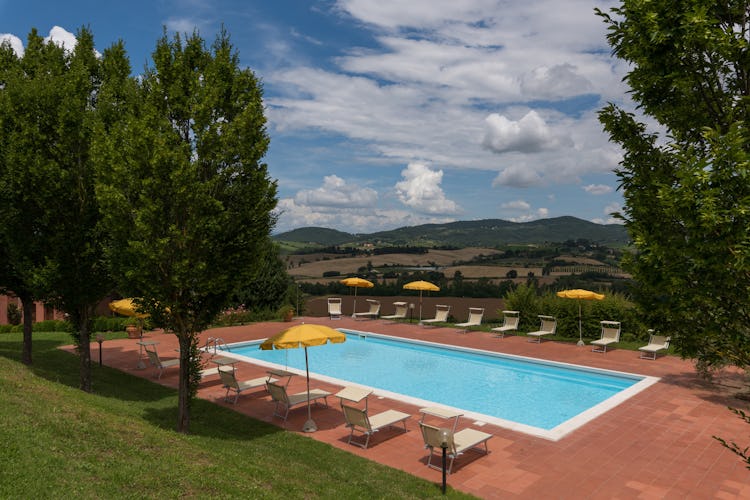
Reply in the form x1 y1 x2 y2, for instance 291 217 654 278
95 29 278 433
0 29 116 382
597 1 750 374
0 36 52 365
232 239 291 312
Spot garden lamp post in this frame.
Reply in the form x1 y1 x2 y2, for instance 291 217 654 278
409 303 415 323
439 427 451 495
95 333 104 367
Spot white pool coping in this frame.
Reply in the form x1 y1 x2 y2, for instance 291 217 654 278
211 329 660 441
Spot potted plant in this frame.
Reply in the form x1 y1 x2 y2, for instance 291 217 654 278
278 304 295 322
125 319 142 339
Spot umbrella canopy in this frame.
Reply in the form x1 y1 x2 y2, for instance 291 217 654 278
260 323 346 432
340 277 374 317
556 289 605 301
403 280 440 323
108 298 148 318
556 289 605 345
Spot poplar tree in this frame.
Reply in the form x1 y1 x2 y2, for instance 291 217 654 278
0 28 116 388
95 29 277 432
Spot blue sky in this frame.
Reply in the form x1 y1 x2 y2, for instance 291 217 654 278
1 0 635 234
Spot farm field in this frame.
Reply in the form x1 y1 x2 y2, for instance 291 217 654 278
286 247 504 278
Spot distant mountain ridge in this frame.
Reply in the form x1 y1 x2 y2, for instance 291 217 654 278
273 216 630 247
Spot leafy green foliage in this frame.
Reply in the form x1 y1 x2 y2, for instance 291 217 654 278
231 240 291 312
0 27 116 384
94 29 277 432
714 407 750 469
597 1 750 375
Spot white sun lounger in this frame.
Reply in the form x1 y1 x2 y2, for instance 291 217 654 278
353 299 380 320
590 320 621 353
639 332 671 360
491 310 520 338
455 307 484 333
328 297 343 320
341 404 409 448
419 422 492 474
526 315 557 343
144 346 179 379
218 367 277 404
266 381 331 421
421 304 451 327
381 301 408 321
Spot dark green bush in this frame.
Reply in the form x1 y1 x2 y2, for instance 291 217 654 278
7 303 21 325
92 316 132 332
32 320 71 332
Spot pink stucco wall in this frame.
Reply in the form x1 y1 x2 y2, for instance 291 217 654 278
0 294 64 325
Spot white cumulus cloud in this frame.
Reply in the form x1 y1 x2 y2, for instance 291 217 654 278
482 110 569 154
501 200 530 211
395 162 459 215
583 184 613 195
44 26 78 53
294 175 378 208
0 33 24 57
520 63 593 100
492 164 543 188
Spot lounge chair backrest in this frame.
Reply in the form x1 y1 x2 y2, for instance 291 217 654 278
342 404 372 432
538 315 556 334
145 347 160 366
600 321 621 342
393 302 408 316
434 305 450 321
502 311 520 329
467 308 484 324
219 367 238 390
266 381 289 404
328 298 342 314
366 300 380 314
651 335 669 347
419 422 455 454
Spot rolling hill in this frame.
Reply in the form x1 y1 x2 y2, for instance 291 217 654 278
273 216 629 247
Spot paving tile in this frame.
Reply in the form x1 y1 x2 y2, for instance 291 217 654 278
77 316 750 499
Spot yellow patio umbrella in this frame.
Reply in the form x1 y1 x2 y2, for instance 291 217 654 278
556 289 605 346
403 280 440 324
109 297 151 367
260 323 346 432
340 277 374 317
108 298 149 318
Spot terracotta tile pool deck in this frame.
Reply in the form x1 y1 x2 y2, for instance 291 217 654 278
85 317 750 498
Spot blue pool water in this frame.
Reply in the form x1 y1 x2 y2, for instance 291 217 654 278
226 330 653 438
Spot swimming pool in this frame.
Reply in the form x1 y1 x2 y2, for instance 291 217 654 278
221 329 658 440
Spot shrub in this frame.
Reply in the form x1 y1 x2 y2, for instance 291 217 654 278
7 303 21 325
33 320 71 332
92 316 132 333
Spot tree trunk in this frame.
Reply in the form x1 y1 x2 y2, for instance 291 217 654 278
21 296 34 365
176 333 192 433
78 307 92 393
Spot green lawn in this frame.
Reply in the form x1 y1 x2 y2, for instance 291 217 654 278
0 332 475 499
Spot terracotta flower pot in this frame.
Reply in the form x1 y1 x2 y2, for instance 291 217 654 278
126 325 140 339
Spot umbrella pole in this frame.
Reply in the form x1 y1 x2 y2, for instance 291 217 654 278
577 302 584 346
352 288 357 318
302 347 317 432
418 291 423 325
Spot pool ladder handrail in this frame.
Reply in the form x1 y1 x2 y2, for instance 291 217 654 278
204 337 228 354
